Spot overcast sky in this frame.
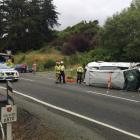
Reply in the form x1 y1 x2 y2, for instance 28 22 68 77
53 0 132 30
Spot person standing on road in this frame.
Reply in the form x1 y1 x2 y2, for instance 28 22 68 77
77 64 84 84
60 61 66 83
55 61 61 83
32 61 37 74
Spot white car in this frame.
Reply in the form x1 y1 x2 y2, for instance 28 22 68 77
0 64 19 81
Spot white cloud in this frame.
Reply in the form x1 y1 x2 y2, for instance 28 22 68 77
53 0 132 30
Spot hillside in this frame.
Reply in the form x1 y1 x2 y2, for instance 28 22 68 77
14 48 64 71
3 1 140 65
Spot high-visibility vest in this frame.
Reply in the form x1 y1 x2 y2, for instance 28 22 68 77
55 65 61 73
77 66 84 73
5 61 13 68
60 65 65 72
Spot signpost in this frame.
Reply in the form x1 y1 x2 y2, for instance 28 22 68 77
0 80 17 140
1 105 17 124
1 105 17 140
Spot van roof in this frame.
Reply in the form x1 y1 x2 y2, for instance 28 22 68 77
86 61 138 68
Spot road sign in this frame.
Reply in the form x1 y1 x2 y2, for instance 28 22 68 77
1 105 17 124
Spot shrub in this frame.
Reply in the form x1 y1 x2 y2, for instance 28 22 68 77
18 55 26 63
69 55 80 65
37 61 45 71
62 43 76 55
44 59 56 69
69 35 90 52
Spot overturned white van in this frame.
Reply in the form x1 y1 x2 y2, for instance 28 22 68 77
84 62 140 90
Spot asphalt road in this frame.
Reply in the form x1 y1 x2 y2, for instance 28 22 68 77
1 72 140 140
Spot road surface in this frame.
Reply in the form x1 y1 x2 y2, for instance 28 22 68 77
0 72 140 140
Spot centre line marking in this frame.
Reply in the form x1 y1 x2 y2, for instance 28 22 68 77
0 86 140 139
20 78 35 82
87 91 140 103
47 77 55 80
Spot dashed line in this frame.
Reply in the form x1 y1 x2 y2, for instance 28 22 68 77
20 78 35 82
20 76 54 81
47 77 55 80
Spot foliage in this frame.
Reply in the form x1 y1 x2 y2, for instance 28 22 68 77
61 42 76 55
44 59 56 69
18 55 26 63
68 35 90 52
2 0 140 65
100 2 140 62
0 0 58 52
53 20 100 55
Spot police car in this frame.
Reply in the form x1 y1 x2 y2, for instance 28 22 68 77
0 64 19 81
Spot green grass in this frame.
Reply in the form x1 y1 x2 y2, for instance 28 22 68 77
14 47 93 72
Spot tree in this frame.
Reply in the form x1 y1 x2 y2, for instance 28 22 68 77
131 0 140 8
0 1 4 38
69 35 90 52
100 2 140 61
0 0 58 52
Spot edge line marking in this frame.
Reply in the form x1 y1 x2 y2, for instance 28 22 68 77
0 86 140 139
87 91 140 103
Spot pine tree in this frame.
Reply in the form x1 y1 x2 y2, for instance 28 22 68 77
0 0 5 38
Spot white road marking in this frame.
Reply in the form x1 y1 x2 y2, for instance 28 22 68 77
0 86 140 139
20 78 35 82
47 77 55 80
87 91 140 103
24 76 54 81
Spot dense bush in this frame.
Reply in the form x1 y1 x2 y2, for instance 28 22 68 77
44 59 56 69
53 20 100 55
61 43 76 55
69 35 90 52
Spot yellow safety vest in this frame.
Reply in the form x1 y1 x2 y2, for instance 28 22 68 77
60 65 65 71
5 62 14 68
55 65 61 74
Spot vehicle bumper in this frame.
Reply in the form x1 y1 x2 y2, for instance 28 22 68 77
0 77 19 81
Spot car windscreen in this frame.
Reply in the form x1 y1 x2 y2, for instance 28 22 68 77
0 65 11 69
0 55 14 63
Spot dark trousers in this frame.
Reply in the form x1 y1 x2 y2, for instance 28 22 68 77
77 72 83 84
60 71 65 83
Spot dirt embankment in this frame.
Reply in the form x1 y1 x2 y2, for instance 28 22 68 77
13 108 61 140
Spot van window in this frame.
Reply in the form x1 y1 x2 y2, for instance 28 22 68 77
99 66 120 70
